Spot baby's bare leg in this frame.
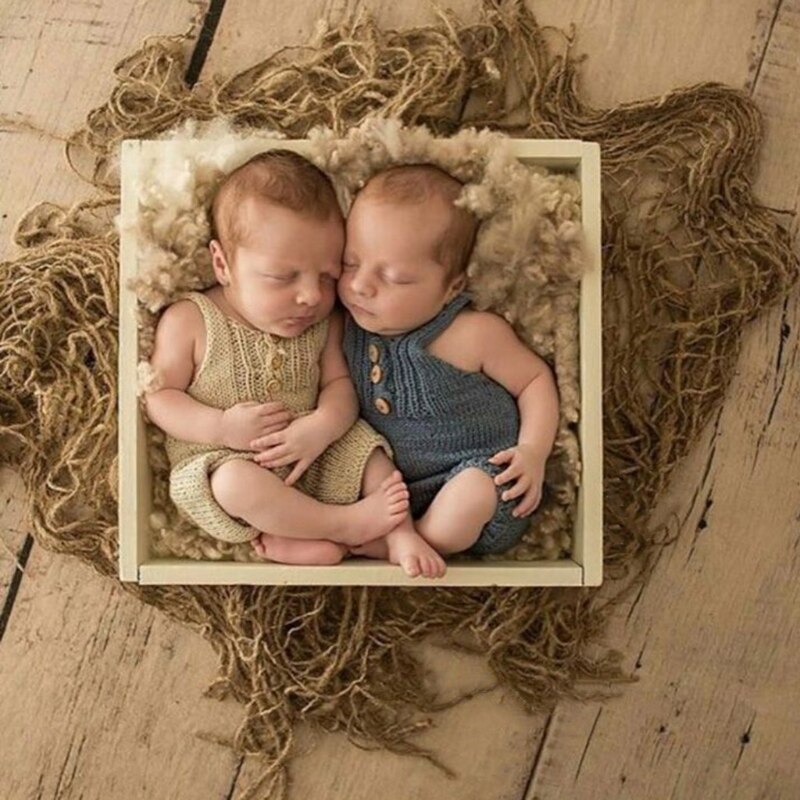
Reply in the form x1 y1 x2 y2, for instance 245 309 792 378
210 459 408 547
251 534 347 565
351 450 446 578
416 468 497 555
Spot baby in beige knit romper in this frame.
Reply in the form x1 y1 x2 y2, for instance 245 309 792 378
145 149 446 576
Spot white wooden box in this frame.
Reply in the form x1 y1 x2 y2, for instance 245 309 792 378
118 137 602 587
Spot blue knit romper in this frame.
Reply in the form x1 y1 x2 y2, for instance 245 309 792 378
342 293 530 556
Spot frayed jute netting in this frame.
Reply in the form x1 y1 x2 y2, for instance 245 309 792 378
0 3 797 798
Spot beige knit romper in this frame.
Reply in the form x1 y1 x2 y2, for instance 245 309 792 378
166 291 391 543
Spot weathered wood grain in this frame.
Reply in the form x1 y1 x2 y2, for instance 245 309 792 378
0 0 203 598
0 3 247 800
526 2 800 798
201 1 800 799
238 647 547 800
2 0 799 798
533 0 779 106
0 547 246 799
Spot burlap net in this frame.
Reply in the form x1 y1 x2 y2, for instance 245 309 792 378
1 4 797 798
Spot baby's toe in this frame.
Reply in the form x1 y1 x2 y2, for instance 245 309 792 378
389 496 410 514
430 557 445 578
402 556 421 578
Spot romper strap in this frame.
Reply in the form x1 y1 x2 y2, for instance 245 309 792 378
409 292 472 349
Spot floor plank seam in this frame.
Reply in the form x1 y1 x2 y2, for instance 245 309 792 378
750 0 785 96
518 710 554 800
224 755 245 800
185 0 227 87
573 708 602 782
0 533 34 643
733 712 756 771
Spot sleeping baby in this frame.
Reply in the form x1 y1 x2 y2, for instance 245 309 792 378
339 164 561 568
144 149 424 566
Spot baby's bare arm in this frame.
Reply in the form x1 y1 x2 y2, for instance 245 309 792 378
313 308 359 442
472 312 560 458
144 301 226 445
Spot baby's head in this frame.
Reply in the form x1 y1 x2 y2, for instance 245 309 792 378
209 149 344 336
339 164 478 336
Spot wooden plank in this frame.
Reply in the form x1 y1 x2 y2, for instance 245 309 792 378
137 557 585 586
0 0 200 249
0 0 204 599
201 0 482 79
0 546 246 799
526 2 800 798
250 645 548 800
532 0 777 106
0 469 32 635
202 1 799 798
202 2 548 798
0 2 245 799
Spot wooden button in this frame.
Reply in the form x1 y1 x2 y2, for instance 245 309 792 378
374 397 392 415
370 364 383 384
368 343 380 363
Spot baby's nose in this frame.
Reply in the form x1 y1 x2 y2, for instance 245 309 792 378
297 282 321 306
350 273 374 296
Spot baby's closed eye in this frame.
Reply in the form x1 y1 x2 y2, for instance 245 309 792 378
261 272 295 282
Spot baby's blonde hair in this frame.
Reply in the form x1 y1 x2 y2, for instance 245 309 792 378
357 164 478 279
211 149 342 255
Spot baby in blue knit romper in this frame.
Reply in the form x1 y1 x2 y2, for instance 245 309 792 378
339 164 561 579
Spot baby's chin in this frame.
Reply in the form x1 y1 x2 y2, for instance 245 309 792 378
345 307 415 337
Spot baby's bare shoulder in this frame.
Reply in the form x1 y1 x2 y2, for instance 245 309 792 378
152 299 206 378
447 308 510 344
158 298 203 329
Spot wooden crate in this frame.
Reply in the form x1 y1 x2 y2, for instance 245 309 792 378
118 137 602 586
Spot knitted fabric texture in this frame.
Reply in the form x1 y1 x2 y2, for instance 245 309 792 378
343 292 529 553
165 291 390 543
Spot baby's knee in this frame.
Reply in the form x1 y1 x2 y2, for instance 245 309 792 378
451 468 498 521
210 460 254 516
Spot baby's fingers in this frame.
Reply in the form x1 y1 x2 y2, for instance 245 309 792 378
264 453 297 468
494 463 521 486
250 430 286 450
259 412 292 432
253 445 289 465
284 460 310 486
489 448 514 466
513 487 542 518
501 476 530 503
257 402 288 415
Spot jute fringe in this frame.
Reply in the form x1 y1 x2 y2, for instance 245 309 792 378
1 3 797 798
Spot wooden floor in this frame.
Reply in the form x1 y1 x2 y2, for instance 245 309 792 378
1 1 799 798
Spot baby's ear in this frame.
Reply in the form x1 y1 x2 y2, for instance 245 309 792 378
209 240 231 285
447 272 467 298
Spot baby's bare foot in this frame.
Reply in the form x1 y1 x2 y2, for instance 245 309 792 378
251 533 268 558
386 525 447 579
252 532 347 565
333 471 409 547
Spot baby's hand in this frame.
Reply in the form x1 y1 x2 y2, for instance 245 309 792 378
220 401 292 451
488 444 546 518
251 412 333 486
